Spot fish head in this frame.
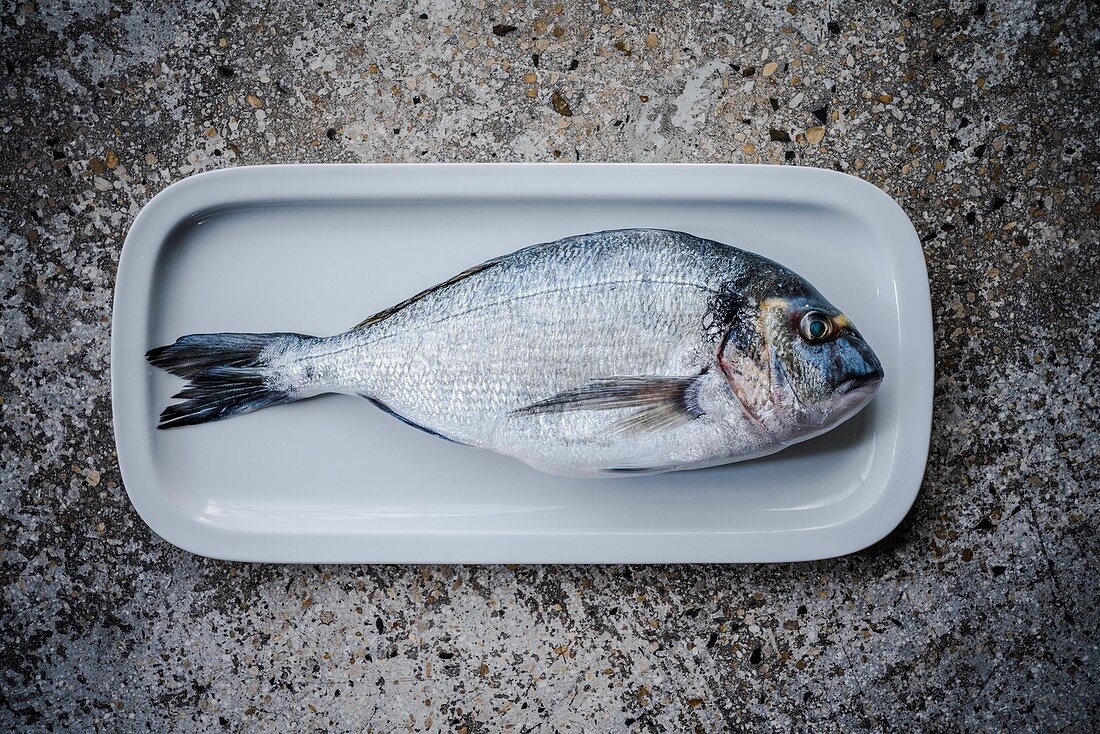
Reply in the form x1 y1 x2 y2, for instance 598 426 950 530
720 286 883 443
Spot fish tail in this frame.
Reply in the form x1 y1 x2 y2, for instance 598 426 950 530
146 332 320 429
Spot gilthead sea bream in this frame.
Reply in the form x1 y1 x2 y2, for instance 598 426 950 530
147 229 884 477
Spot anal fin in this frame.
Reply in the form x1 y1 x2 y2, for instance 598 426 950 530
363 396 462 444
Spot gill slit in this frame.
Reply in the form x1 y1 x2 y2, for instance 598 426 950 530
716 329 774 442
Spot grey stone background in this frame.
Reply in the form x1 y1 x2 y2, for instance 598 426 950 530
2 0 1097 731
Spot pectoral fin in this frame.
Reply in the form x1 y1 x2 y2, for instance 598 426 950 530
512 375 705 436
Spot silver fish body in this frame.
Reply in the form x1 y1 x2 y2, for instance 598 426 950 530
149 229 884 477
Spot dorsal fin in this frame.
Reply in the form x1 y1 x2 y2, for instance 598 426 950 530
353 259 499 330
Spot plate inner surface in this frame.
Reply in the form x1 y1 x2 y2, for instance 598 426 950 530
146 196 900 536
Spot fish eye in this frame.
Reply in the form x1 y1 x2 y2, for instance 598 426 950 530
799 311 836 344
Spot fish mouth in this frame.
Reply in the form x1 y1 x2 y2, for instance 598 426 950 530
835 368 884 396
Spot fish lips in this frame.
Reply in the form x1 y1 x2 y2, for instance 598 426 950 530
832 327 885 401
835 366 885 396
825 366 884 426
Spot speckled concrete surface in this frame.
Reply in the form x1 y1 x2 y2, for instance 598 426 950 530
2 0 1098 731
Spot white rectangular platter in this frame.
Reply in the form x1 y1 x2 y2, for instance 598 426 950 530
111 164 933 563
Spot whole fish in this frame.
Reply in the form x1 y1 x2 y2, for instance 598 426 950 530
148 229 883 477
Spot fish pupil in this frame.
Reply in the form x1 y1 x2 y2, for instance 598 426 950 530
809 319 826 339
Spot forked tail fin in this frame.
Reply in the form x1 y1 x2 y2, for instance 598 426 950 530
146 332 317 429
